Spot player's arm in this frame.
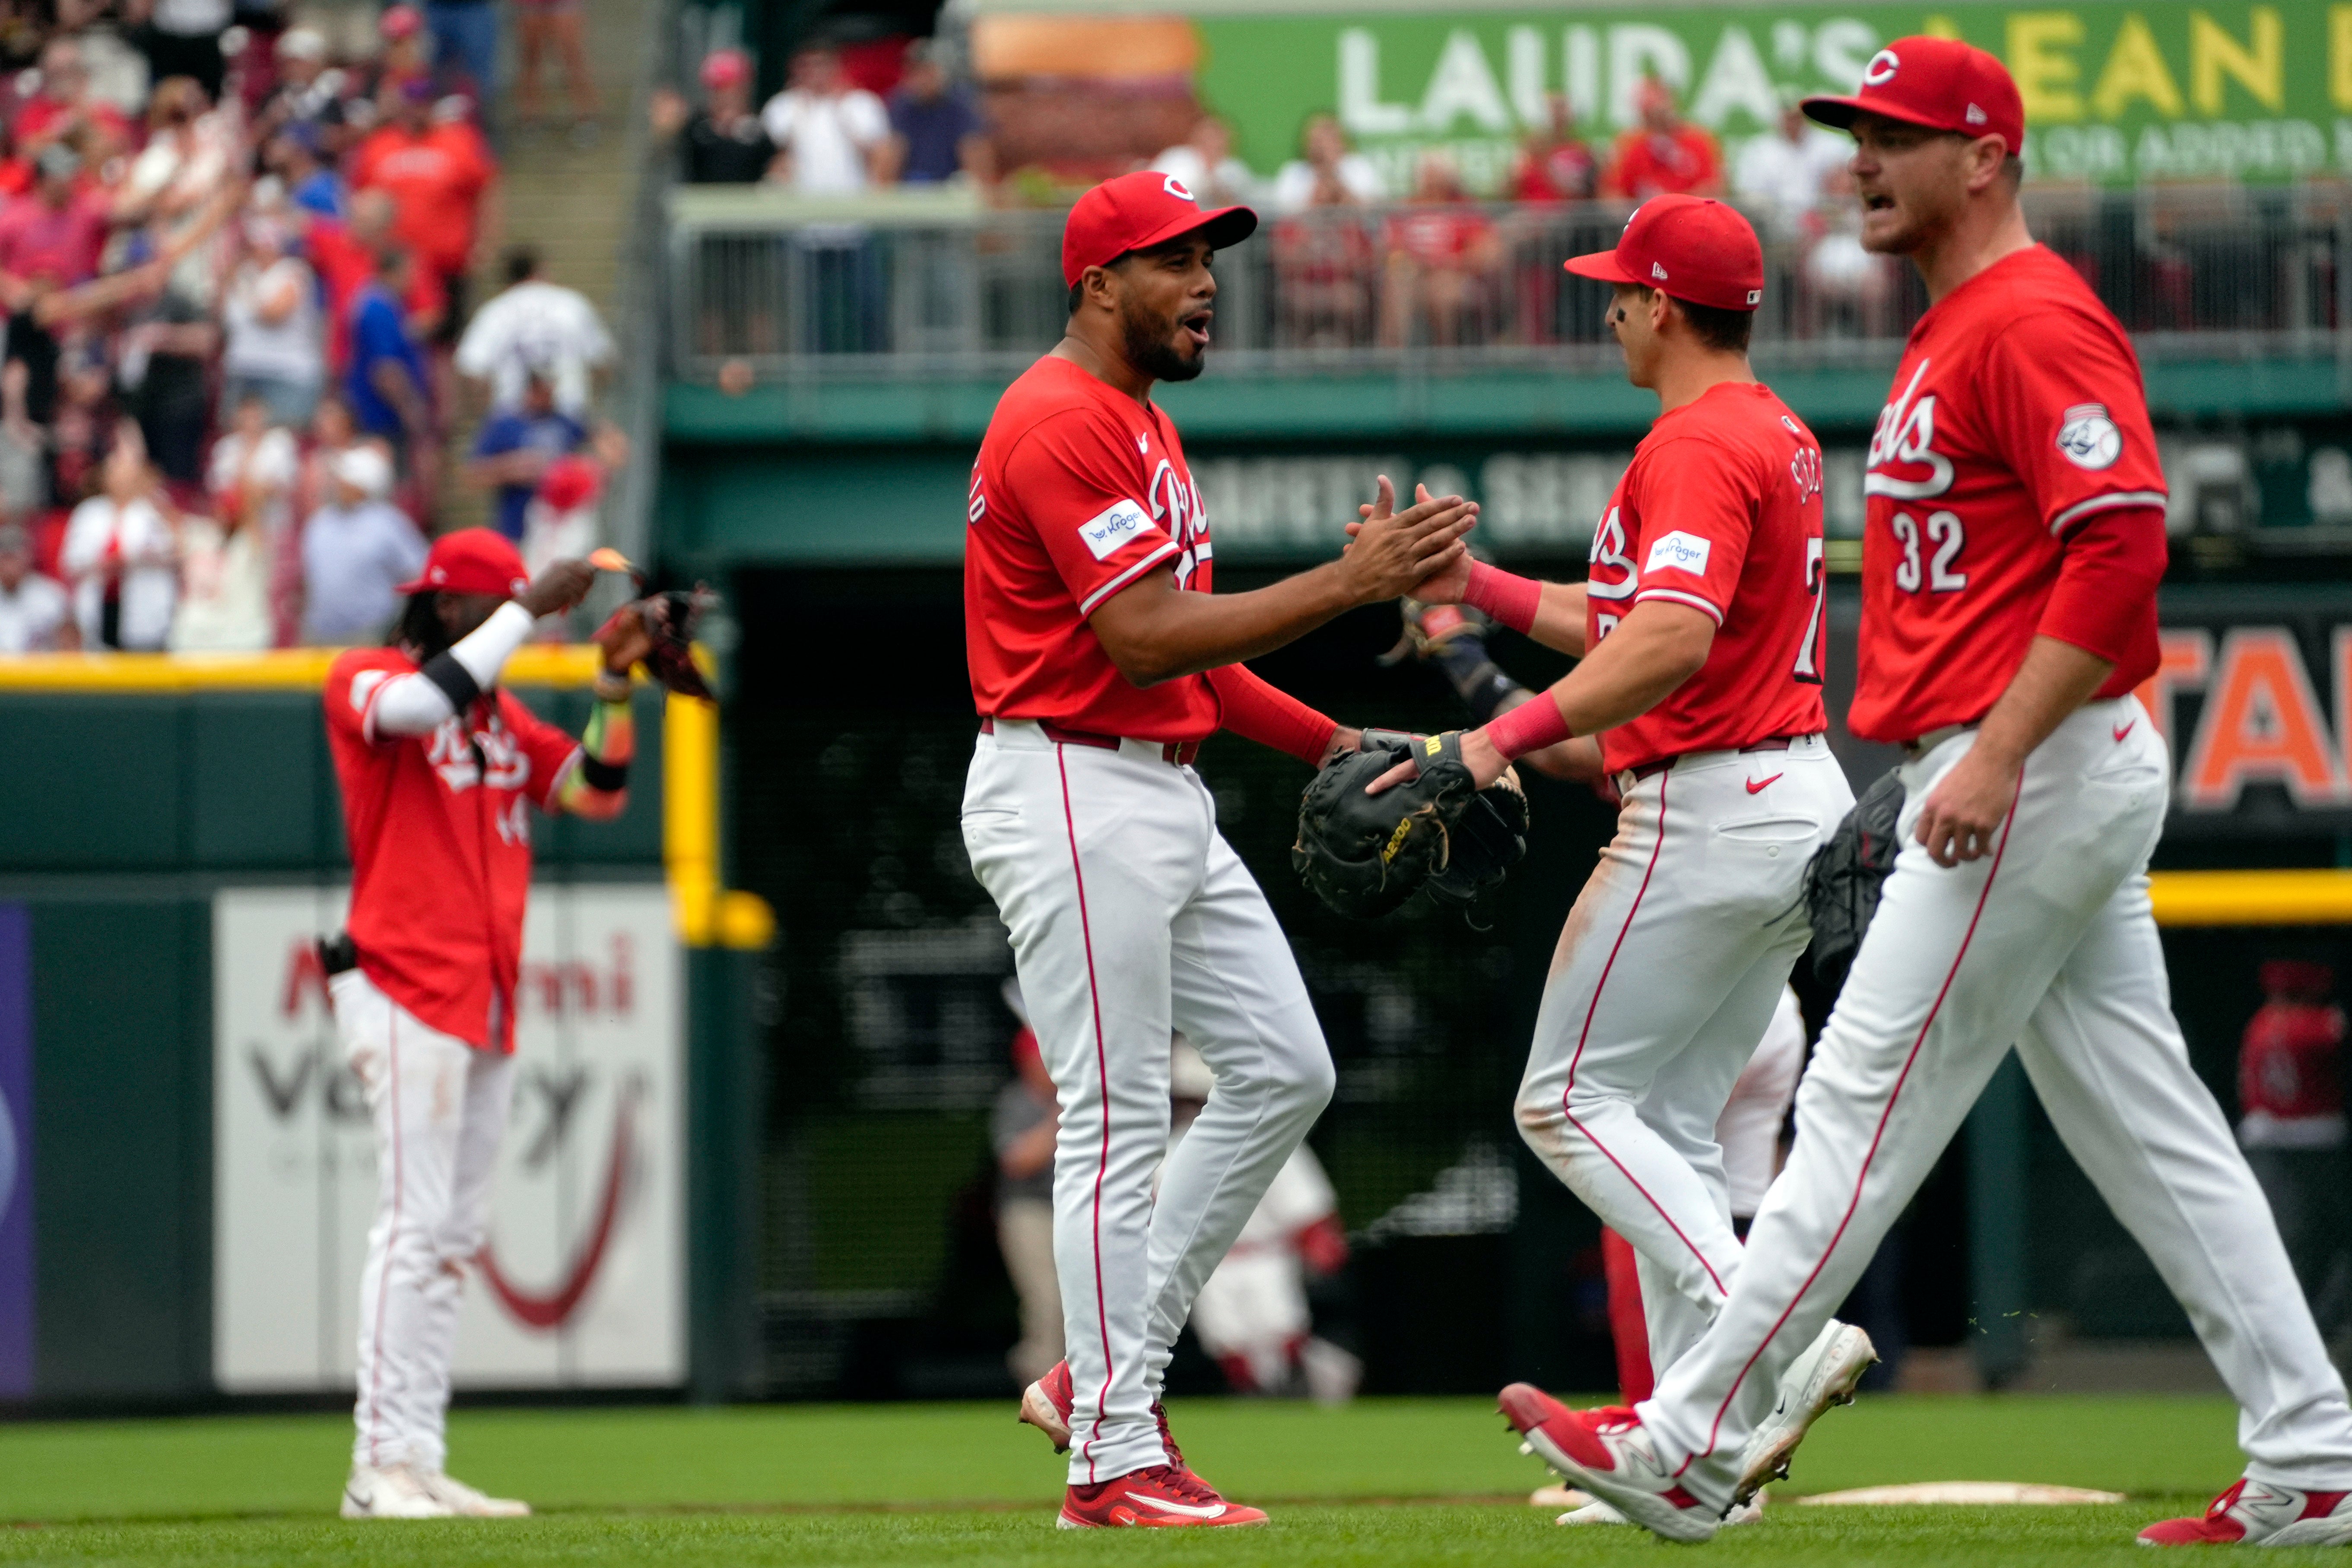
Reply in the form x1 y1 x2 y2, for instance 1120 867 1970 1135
1088 476 1475 685
1205 662 1357 765
1912 321 2169 867
551 600 659 820
1369 602 1711 795
365 563 597 739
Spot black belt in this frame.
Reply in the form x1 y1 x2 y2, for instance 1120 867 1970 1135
318 933 358 976
980 716 1200 767
1625 732 1820 784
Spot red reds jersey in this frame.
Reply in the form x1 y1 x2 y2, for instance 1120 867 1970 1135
966 354 1218 743
1583 381 1830 775
325 649 581 1053
1851 247 2168 743
2239 1000 2346 1125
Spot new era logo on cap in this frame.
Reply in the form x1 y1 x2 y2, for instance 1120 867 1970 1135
1967 103 1987 124
1651 261 1669 281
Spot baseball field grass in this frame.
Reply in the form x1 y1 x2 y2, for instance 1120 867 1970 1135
0 1392 2324 1565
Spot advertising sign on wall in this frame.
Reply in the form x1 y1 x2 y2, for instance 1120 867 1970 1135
1186 3 2352 190
212 884 683 1393
0 904 30 1398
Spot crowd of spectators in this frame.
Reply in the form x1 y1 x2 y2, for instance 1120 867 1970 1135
659 37 1886 356
0 2 620 655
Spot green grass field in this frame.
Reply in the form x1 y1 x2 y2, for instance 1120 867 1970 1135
0 1393 2319 1565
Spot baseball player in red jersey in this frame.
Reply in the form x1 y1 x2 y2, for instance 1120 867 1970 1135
1499 41 2352 1546
961 170 1475 1528
322 530 650 1520
1371 196 1870 1522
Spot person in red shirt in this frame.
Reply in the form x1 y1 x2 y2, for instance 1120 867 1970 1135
1497 40 2352 1548
1603 78 1723 200
323 530 649 1520
1513 93 1599 203
964 170 1473 1528
347 78 495 333
11 37 134 159
0 145 112 304
308 187 451 373
2237 959 2351 1346
1371 198 1868 1524
1379 151 1498 348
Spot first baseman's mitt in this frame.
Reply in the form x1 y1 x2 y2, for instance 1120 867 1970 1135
1803 766 1906 1000
1426 766 1530 911
1292 732 1481 919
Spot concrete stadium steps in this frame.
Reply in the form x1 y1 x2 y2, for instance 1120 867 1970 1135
432 0 648 533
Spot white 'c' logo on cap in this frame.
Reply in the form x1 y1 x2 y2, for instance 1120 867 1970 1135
1863 48 1899 85
1162 175 1196 203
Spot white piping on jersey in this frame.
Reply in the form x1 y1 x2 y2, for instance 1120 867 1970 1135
1076 539 1179 617
1632 586 1726 625
2048 489 2168 537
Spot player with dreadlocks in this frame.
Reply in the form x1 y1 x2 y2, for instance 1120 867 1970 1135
323 529 651 1520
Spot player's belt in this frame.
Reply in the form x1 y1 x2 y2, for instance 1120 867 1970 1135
1624 731 1820 785
979 716 1200 768
1901 723 1977 759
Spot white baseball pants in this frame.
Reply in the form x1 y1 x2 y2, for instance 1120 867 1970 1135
334 968 515 1474
1516 734 1851 1382
1641 698 2352 1507
963 721 1334 1485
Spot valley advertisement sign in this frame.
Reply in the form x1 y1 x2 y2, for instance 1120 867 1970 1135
212 884 684 1393
1191 3 2352 190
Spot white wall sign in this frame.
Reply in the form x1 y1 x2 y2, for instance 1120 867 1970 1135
213 883 685 1393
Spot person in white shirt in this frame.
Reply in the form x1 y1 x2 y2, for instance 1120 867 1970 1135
1272 113 1385 214
1150 115 1257 208
222 212 325 429
1731 101 1849 239
761 45 889 194
453 247 615 417
175 392 299 651
0 524 72 652
300 444 428 645
61 427 179 650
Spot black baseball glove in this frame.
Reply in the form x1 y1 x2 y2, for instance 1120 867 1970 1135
1292 731 1482 920
1803 765 1906 1000
1426 766 1530 911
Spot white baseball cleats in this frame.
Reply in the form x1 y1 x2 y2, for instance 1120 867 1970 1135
340 1463 450 1519
1734 1319 1877 1504
421 1471 532 1517
2141 1479 2352 1546
340 1463 530 1520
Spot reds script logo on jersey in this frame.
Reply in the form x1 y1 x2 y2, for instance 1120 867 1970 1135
1865 360 1954 502
1147 457 1209 590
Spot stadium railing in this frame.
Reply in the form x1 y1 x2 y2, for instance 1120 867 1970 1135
664 182 2352 383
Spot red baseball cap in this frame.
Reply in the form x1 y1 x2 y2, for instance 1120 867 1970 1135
1802 36 2025 157
1563 194 1764 312
700 48 749 89
397 527 530 598
1060 169 1257 289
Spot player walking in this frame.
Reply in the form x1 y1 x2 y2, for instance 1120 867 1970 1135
324 529 648 1519
1373 194 1870 1517
961 169 1474 1528
1500 40 2352 1545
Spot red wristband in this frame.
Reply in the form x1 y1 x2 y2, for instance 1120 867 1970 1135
1463 561 1542 636
1483 693 1571 761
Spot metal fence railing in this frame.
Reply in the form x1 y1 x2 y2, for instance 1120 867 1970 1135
666 183 2352 383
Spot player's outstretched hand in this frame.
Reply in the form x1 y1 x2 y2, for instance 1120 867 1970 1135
1911 743 2018 867
592 600 658 675
517 559 599 620
1365 725 1507 794
1339 475 1475 604
1351 481 1474 605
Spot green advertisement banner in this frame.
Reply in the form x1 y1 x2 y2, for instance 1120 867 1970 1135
1191 3 2352 188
